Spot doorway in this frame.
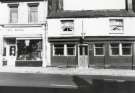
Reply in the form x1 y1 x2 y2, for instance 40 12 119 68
78 44 89 68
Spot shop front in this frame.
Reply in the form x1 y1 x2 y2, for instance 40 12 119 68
3 38 43 67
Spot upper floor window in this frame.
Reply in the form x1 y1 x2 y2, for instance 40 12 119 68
28 3 39 23
110 19 124 33
61 20 74 32
8 4 19 23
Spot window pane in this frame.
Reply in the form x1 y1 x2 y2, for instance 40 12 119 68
84 46 88 55
122 43 132 55
95 48 104 55
10 7 18 23
29 6 38 23
54 44 64 56
110 19 123 33
17 40 42 60
122 48 131 55
110 43 119 55
95 44 104 56
67 44 75 55
79 46 83 55
111 43 119 47
61 20 74 32
111 48 119 55
95 44 103 47
122 43 131 48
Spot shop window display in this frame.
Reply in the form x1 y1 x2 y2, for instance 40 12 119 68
17 40 42 61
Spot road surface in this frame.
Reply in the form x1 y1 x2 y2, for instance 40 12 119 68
0 72 134 93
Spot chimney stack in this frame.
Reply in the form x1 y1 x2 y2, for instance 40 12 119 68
126 0 133 12
48 0 63 15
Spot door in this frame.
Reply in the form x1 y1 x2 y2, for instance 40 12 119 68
78 44 89 68
8 45 16 66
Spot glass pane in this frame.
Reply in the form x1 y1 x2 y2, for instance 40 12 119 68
122 43 131 48
67 44 75 55
67 44 74 47
29 6 38 23
54 44 64 56
54 44 64 47
95 48 103 55
10 46 16 56
111 48 119 55
10 8 18 23
84 46 88 55
111 43 119 47
55 48 64 55
79 46 83 55
17 40 42 60
122 48 131 55
95 44 103 47
67 48 75 55
61 20 74 32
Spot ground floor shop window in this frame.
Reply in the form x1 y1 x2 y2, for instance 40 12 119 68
53 44 76 56
17 40 42 61
94 43 104 56
110 43 132 56
122 43 132 56
54 44 64 56
67 44 76 56
110 43 119 56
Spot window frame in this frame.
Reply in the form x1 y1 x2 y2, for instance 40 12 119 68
53 44 76 56
8 4 19 24
109 19 124 34
67 44 76 56
28 3 39 24
94 43 105 56
61 20 74 33
122 43 132 56
110 43 132 56
110 43 120 56
53 44 64 56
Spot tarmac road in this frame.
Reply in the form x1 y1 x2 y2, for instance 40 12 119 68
0 72 134 93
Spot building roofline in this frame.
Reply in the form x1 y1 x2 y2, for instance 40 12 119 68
48 10 135 18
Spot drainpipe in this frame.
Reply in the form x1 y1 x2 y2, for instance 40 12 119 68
0 35 3 67
42 22 48 68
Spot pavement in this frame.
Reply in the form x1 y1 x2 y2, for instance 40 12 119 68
1 67 135 81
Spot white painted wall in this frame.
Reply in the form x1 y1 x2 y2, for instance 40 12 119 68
47 17 135 37
64 0 125 10
0 1 47 24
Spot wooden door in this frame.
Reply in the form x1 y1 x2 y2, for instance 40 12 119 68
78 45 89 68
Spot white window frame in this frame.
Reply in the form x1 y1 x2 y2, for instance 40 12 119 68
53 44 64 56
66 44 76 56
94 43 105 56
109 19 124 34
8 4 19 24
28 3 39 24
110 43 120 56
110 43 132 56
53 44 76 56
122 43 132 56
61 20 74 34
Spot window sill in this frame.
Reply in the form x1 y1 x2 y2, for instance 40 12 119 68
53 55 76 57
109 32 124 34
94 55 105 57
